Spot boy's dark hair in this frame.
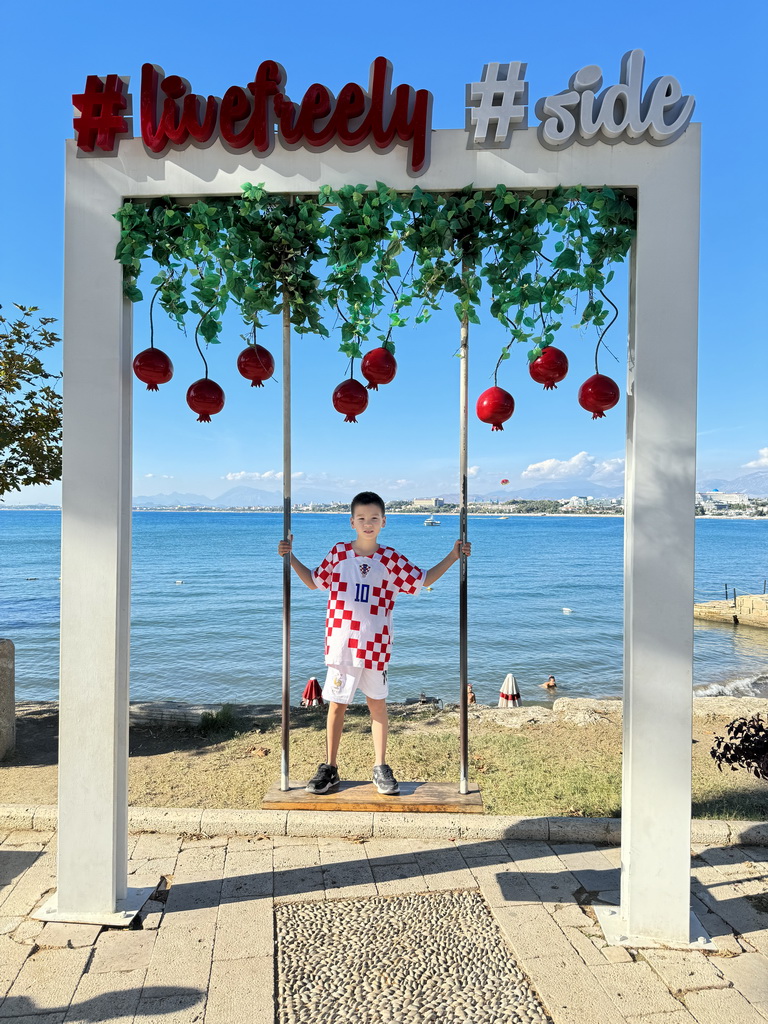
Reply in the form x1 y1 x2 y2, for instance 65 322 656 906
351 491 386 516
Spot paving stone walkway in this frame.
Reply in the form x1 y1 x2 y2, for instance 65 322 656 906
0 828 767 1023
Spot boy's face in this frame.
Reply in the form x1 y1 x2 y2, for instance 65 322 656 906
350 503 386 542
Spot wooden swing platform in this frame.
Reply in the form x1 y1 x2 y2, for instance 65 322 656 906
262 780 484 813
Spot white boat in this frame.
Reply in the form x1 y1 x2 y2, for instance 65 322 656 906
423 516 441 526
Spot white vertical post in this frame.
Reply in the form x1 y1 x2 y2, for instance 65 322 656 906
617 149 701 944
55 152 132 916
280 295 292 791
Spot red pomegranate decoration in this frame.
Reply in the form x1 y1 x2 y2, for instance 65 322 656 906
133 348 174 391
476 387 515 431
237 344 275 387
186 378 225 423
578 374 620 419
361 346 397 390
529 346 568 390
333 378 368 423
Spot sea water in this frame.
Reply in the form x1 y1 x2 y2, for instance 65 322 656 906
1 511 766 706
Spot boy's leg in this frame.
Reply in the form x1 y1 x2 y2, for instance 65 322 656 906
326 701 347 766
366 697 388 766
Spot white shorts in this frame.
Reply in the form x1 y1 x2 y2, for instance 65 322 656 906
323 665 388 704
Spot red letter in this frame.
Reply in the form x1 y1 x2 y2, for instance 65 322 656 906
141 64 168 153
220 86 252 148
180 92 218 144
295 84 334 146
390 84 432 174
247 61 285 152
330 82 368 146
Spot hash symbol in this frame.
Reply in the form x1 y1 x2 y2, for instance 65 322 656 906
466 62 528 147
72 75 130 153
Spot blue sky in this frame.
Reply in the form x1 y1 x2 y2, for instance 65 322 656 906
3 0 766 503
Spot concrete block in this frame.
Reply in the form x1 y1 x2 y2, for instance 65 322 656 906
200 808 286 837
205 956 274 1024
1 831 51 849
642 948 729 994
0 933 32 990
131 833 184 861
522 954 627 1024
601 944 634 963
625 1011 699 1024
130 990 207 1022
0 807 36 831
286 810 373 839
362 839 417 863
0 916 23 936
491 903 574 961
89 930 157 973
38 922 101 949
272 839 319 870
0 639 15 760
470 861 540 907
590 961 687 1016
65 966 146 1023
459 815 550 842
3 946 91 1014
683 985 768 1024
372 813 462 840
563 926 614 965
454 838 509 858
221 850 273 900
142 950 214 1000
716 951 768 1003
690 819 731 846
729 820 768 846
11 918 45 945
273 867 326 904
32 807 58 832
321 860 376 899
548 816 618 844
128 807 203 834
213 897 273 961
370 861 427 897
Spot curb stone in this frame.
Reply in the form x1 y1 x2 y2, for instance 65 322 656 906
1 804 766 845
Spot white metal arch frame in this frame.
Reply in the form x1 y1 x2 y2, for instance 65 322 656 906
50 127 700 944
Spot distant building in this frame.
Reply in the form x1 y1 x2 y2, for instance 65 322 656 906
413 497 444 508
696 491 748 506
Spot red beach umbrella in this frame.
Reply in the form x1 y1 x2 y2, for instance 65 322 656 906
301 677 324 707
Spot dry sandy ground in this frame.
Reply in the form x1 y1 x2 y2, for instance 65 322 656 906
1 698 766 820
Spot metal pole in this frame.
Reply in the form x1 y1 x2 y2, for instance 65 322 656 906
458 277 469 795
280 294 291 791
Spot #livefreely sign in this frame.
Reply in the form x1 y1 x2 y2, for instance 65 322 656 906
72 49 694 176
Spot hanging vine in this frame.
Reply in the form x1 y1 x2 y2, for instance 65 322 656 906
114 182 636 403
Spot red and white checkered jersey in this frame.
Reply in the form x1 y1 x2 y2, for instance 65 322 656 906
313 543 424 670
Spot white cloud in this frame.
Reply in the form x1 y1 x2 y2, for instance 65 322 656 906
743 447 768 469
144 473 174 479
467 466 480 478
223 470 283 482
291 471 305 480
522 452 625 483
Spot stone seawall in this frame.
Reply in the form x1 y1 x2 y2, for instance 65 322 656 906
694 593 768 628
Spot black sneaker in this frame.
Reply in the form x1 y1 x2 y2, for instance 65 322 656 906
305 763 340 794
373 763 400 795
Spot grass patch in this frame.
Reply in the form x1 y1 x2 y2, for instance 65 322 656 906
3 703 767 821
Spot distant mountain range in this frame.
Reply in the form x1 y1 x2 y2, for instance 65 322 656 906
696 471 768 496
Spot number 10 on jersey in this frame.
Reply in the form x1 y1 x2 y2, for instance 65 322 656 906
355 583 370 603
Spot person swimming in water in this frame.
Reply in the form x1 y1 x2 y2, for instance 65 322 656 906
539 675 557 690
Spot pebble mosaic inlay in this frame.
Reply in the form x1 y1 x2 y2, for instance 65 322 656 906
276 889 552 1024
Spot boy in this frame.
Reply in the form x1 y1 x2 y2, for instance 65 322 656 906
277 491 470 795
